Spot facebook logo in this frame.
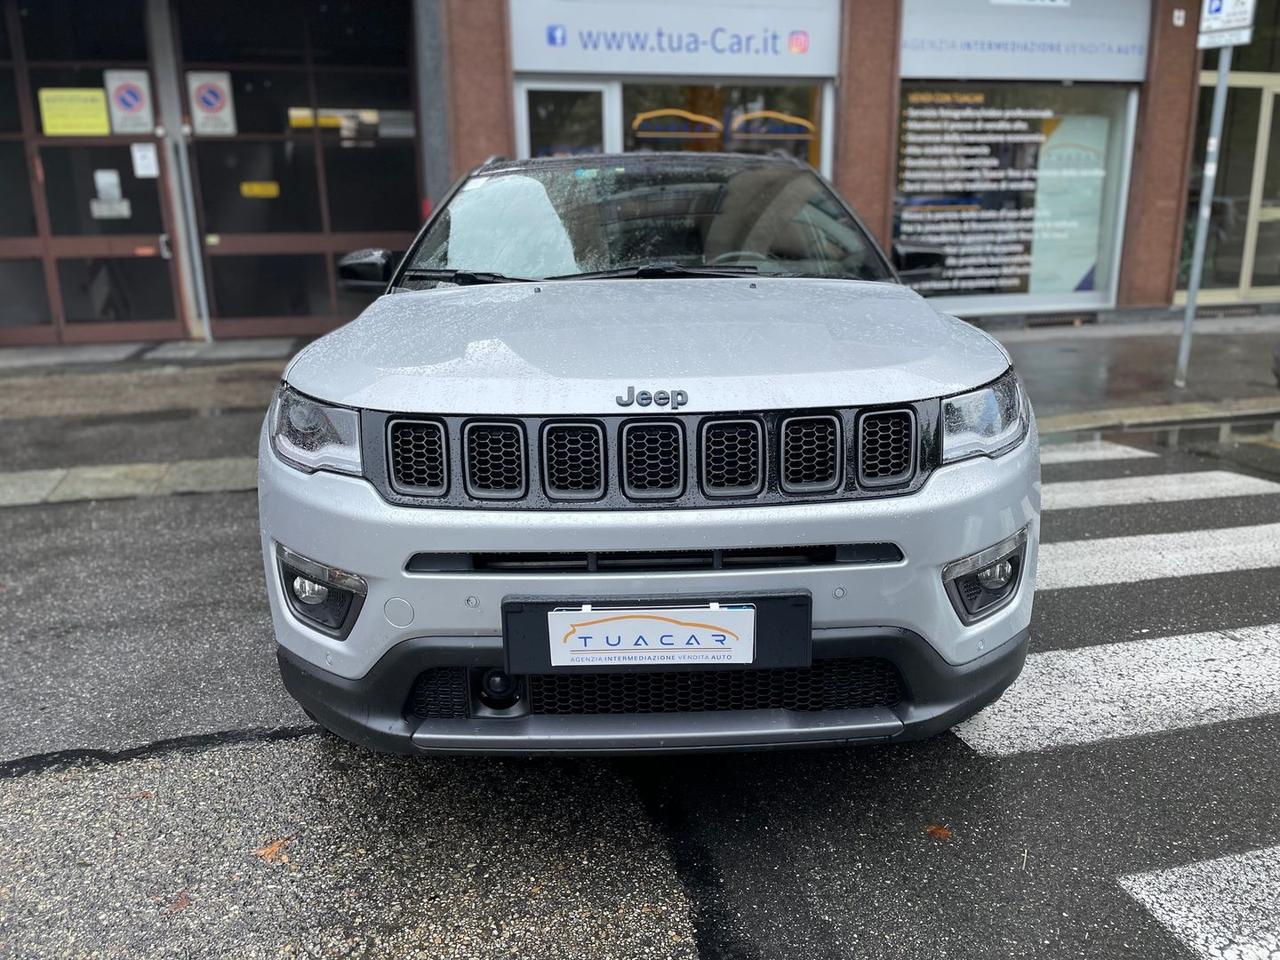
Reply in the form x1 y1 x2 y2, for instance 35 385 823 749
546 23 567 46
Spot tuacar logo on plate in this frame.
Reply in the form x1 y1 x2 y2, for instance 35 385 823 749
560 612 741 652
546 605 758 666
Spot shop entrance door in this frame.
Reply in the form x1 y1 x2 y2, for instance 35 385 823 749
1183 72 1280 304
37 140 185 343
0 0 186 346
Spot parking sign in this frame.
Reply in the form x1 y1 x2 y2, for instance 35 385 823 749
185 71 237 135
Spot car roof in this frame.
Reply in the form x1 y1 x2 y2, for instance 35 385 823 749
477 151 807 176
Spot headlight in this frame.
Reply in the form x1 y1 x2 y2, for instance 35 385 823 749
269 384 362 475
942 370 1029 464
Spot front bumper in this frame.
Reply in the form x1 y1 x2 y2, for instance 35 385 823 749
279 626 1030 755
259 420 1038 754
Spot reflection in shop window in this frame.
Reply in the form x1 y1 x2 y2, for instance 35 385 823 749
894 82 1131 302
20 0 147 61
57 258 174 323
210 254 329 318
0 143 36 236
622 84 820 163
0 261 51 328
1180 87 1259 291
527 89 604 157
193 140 321 234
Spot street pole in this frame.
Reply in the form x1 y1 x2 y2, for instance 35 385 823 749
1176 44 1233 388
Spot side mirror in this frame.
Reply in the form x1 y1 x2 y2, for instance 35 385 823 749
337 248 394 292
891 241 946 285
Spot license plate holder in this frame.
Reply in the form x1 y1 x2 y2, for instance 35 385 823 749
502 592 812 674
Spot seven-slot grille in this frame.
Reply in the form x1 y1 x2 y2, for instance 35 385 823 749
384 408 922 506
858 410 915 486
780 415 840 493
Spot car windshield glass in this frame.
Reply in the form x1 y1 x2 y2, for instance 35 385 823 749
402 157 893 284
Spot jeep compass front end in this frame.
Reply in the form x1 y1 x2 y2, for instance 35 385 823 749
258 153 1039 755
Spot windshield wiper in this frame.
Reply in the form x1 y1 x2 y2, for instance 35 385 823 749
549 262 761 281
401 268 533 286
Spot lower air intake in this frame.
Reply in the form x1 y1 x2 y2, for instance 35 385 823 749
526 658 904 715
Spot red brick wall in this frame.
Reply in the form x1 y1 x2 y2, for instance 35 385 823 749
444 0 515 176
834 0 902 249
1118 0 1202 307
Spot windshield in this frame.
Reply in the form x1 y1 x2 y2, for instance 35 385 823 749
401 157 894 284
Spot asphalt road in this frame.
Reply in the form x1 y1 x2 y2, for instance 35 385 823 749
2 362 1279 959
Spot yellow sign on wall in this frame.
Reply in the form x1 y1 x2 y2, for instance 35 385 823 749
38 88 111 136
239 181 281 199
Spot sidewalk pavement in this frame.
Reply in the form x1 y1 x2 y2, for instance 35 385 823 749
1 317 1278 431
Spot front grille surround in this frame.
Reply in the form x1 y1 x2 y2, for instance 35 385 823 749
701 418 765 497
542 421 606 501
857 409 917 487
367 401 939 511
463 421 527 500
621 420 685 500
387 418 448 496
780 414 841 493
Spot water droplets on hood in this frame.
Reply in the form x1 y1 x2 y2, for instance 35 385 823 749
287 277 1010 415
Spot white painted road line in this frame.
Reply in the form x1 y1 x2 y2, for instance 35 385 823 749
1120 845 1280 960
954 623 1280 757
1042 470 1280 511
0 457 257 508
1037 523 1280 591
1039 440 1158 464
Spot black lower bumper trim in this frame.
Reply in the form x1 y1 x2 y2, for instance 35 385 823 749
276 627 1029 756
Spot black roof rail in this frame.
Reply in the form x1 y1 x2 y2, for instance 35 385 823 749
480 154 509 166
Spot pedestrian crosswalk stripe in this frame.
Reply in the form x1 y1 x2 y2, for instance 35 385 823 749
1037 523 1280 591
1042 470 1280 511
954 623 1280 756
1120 845 1280 960
1039 440 1158 464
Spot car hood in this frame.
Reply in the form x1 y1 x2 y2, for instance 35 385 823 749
285 278 1010 414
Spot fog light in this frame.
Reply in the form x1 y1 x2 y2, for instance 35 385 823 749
291 576 329 605
276 544 367 640
942 527 1028 624
977 560 1014 591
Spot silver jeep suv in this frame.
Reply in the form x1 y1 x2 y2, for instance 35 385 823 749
258 152 1039 755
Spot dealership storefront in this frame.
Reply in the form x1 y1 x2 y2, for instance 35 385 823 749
508 0 840 176
894 0 1148 316
0 0 1211 345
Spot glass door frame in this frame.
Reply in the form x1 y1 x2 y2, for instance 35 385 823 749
513 75 836 179
513 77 623 158
0 0 186 347
1179 70 1280 306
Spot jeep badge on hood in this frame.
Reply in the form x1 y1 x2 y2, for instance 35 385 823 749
616 386 688 410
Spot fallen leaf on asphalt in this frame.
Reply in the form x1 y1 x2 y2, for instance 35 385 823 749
925 823 952 841
254 835 294 864
169 889 191 912
128 790 155 800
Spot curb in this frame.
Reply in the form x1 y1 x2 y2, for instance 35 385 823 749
1038 396 1280 435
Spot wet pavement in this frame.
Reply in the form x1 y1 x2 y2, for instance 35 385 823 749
1 324 1279 959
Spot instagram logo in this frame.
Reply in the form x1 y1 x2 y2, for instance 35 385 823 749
788 30 810 54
